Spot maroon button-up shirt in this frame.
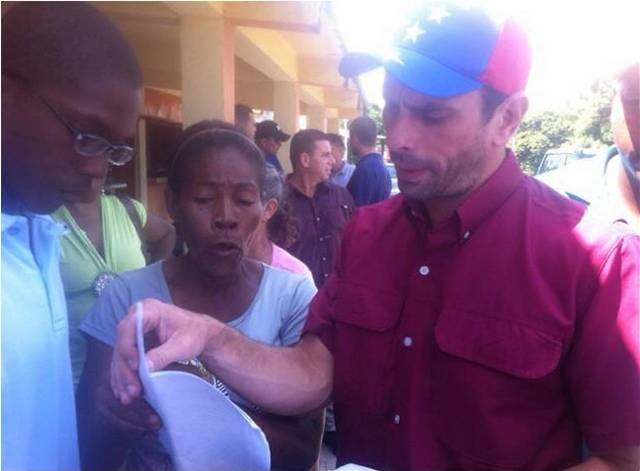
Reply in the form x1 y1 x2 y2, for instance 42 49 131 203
284 180 355 287
304 152 640 470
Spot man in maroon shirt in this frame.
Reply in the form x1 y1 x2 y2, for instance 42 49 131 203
283 128 355 287
110 3 640 470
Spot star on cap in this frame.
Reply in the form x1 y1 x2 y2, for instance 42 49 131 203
404 21 425 43
428 6 450 23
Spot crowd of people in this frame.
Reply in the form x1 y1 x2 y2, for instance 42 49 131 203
2 1 639 471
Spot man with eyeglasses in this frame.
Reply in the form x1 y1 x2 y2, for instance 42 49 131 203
1 3 142 470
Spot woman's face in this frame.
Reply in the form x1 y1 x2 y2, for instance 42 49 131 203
173 146 263 278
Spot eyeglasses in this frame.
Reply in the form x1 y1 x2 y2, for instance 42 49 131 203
31 87 135 166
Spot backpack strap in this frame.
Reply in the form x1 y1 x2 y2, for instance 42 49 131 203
115 193 149 263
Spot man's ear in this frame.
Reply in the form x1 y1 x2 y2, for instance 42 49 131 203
165 187 177 221
490 93 529 147
300 152 311 168
262 198 278 222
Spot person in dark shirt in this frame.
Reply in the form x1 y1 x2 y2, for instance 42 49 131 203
255 120 290 173
283 129 355 287
347 116 391 206
234 104 256 140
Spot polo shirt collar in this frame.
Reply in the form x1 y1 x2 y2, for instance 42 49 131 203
456 149 524 237
1 212 21 232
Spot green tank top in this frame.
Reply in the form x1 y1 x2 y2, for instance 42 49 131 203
52 193 147 386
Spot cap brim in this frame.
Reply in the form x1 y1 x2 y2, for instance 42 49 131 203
276 131 290 142
339 52 383 79
339 48 482 98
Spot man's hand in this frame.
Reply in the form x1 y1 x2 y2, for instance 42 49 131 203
110 298 221 405
95 380 161 432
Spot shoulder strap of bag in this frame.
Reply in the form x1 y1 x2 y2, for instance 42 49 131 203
115 193 149 262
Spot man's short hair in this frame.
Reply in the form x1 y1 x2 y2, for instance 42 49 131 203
349 116 378 147
480 86 509 122
2 2 142 90
235 104 253 124
289 129 327 168
325 133 345 150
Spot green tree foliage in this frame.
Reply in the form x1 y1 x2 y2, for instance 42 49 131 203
513 79 615 174
367 103 385 136
571 80 614 147
513 111 577 174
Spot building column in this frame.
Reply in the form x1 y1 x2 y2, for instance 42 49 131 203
180 17 234 127
327 118 342 134
273 82 300 174
307 106 327 132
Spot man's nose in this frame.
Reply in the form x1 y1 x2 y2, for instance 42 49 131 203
385 111 418 154
78 155 109 180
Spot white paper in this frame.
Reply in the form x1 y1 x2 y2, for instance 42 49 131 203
135 303 271 471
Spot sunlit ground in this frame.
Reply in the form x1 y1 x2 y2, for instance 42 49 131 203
334 0 640 111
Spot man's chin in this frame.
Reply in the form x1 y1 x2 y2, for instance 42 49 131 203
61 189 100 205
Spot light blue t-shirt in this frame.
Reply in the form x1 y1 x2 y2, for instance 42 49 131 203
1 212 80 471
330 161 356 188
81 262 317 404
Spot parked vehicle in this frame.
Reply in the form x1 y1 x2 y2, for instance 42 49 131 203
385 162 400 195
535 148 599 176
535 147 607 204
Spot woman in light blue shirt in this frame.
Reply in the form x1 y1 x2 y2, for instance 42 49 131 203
77 123 322 471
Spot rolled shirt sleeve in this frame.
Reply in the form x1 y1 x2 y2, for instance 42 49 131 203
565 233 640 451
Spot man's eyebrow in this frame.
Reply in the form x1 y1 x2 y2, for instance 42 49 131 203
402 99 455 114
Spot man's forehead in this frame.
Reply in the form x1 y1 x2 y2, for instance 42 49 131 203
383 74 459 107
315 139 331 151
44 79 142 138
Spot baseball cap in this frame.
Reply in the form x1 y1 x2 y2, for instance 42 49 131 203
339 1 531 98
255 120 291 142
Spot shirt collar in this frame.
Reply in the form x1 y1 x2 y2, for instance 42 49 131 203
2 210 67 236
456 149 524 236
402 149 524 238
358 152 381 163
1 212 22 232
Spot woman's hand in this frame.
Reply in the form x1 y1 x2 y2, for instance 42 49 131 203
111 298 220 404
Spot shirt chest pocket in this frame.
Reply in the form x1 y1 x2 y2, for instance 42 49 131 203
432 309 565 469
332 284 403 419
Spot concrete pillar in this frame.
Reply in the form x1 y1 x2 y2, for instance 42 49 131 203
307 106 327 132
180 17 234 127
327 118 341 134
273 82 300 174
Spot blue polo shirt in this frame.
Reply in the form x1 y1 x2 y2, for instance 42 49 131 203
1 211 80 471
265 153 284 173
347 152 392 206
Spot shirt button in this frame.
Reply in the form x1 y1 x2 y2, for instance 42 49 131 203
418 265 430 276
463 230 471 240
316 217 320 222
393 414 401 425
322 257 327 261
324 273 329 278
402 336 413 347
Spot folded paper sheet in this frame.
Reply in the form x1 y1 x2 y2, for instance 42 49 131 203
135 304 271 471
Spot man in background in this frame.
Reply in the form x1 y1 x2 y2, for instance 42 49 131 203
588 62 640 231
234 103 256 139
255 119 290 173
327 132 355 188
284 129 355 287
347 116 391 206
2 2 143 469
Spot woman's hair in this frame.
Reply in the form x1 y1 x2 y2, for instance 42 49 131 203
262 165 297 248
168 119 266 194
